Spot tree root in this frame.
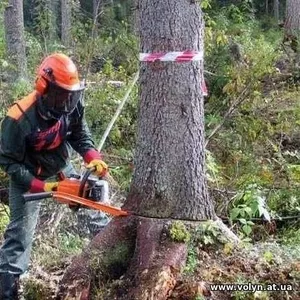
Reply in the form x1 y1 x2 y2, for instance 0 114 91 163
214 217 240 245
56 216 137 299
57 216 238 300
123 218 188 300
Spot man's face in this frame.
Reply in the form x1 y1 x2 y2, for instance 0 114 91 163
44 82 84 118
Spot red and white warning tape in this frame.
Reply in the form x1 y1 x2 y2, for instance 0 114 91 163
139 50 208 96
139 51 204 62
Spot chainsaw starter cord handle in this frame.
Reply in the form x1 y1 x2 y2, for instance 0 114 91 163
23 192 53 202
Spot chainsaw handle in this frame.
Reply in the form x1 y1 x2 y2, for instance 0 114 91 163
79 167 96 197
23 192 53 202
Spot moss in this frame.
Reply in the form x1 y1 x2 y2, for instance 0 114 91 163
169 221 191 243
90 242 131 280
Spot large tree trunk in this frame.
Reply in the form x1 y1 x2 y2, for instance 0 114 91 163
4 0 28 81
57 1 237 299
61 0 72 47
284 0 300 52
125 1 214 221
285 0 300 34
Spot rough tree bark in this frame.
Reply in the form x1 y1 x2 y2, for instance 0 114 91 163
57 1 237 299
273 0 279 22
125 1 213 221
284 0 300 52
93 0 103 24
61 0 72 47
4 0 28 81
47 0 59 42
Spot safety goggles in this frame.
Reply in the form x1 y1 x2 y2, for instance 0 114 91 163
46 82 85 115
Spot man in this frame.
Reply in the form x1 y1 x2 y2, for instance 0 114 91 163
0 53 108 299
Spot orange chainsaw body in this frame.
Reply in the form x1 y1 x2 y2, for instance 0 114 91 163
56 177 87 196
24 170 130 217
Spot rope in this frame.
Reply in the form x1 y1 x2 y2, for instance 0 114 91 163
97 71 139 152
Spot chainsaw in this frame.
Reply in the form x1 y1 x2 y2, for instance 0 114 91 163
23 168 129 217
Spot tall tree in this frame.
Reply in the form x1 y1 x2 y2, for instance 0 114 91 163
58 1 237 299
284 0 300 52
274 0 280 22
61 0 72 47
125 3 213 221
46 0 59 42
93 0 103 24
4 0 28 81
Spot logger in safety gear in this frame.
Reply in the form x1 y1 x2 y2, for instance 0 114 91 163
0 53 108 298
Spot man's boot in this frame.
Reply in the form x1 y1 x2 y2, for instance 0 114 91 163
0 273 19 299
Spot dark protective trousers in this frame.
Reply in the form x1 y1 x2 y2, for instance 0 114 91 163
0 163 110 275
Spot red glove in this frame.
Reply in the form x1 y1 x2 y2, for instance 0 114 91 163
30 178 58 193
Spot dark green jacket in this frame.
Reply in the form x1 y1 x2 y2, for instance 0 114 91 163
0 91 101 191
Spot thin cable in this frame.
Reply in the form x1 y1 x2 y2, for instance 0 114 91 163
97 71 139 152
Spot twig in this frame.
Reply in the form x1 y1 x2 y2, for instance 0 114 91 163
103 154 132 161
205 83 252 147
50 210 65 235
204 70 228 77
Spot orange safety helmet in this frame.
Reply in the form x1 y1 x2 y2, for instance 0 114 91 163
35 53 82 94
35 53 85 119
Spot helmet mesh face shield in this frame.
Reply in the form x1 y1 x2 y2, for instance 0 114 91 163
35 53 85 119
43 82 84 118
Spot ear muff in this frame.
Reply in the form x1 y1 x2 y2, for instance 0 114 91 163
35 76 48 95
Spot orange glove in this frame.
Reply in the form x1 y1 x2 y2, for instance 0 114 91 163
44 182 59 192
86 159 108 177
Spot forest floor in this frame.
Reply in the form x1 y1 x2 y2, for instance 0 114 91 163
15 196 300 300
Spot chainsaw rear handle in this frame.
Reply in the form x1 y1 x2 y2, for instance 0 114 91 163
23 192 53 202
79 167 94 197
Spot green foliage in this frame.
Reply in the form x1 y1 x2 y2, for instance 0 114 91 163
9 79 32 101
263 250 274 264
184 246 198 274
32 0 59 47
84 64 138 150
58 232 85 254
200 0 212 10
279 228 300 246
268 188 300 216
24 32 44 76
206 150 222 185
108 148 133 191
229 184 270 236
194 221 224 247
32 231 85 269
23 278 52 300
169 221 191 243
0 207 9 238
0 4 6 60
